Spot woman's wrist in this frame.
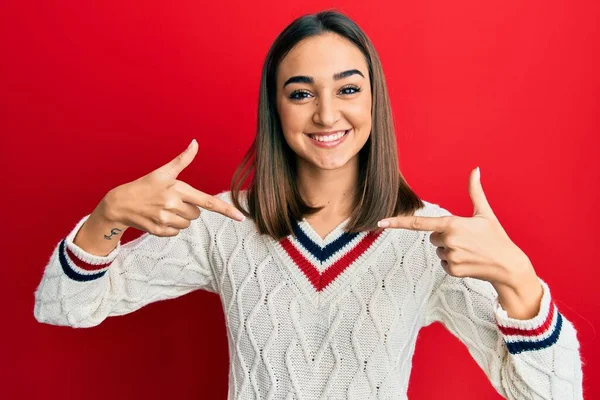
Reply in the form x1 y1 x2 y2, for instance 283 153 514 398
72 191 129 256
99 187 129 230
492 257 544 320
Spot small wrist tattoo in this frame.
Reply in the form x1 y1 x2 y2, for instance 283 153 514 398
104 228 123 240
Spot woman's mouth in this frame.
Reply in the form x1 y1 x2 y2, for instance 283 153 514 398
306 129 350 148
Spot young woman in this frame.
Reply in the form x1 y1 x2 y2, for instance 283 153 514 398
34 10 583 399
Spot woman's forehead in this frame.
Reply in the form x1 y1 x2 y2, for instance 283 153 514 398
277 33 368 84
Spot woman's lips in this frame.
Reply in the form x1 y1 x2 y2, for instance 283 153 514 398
306 129 350 148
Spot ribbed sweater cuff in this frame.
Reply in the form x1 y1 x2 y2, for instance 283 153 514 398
65 214 121 265
494 279 563 354
57 214 120 282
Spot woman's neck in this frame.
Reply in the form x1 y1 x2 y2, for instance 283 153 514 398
296 157 358 218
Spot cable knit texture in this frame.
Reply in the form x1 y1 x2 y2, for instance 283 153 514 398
34 191 583 399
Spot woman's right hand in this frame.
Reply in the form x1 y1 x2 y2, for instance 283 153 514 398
101 139 246 237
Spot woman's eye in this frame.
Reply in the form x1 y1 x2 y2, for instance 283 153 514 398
340 86 361 95
289 90 312 100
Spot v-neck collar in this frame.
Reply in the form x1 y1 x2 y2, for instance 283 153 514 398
267 217 394 309
294 217 356 257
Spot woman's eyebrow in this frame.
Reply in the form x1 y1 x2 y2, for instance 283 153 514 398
283 69 365 88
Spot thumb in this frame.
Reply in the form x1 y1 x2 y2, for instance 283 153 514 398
469 166 495 219
161 139 198 178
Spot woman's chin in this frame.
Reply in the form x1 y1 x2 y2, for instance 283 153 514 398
310 155 355 171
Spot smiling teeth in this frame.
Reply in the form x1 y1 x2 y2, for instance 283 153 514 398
310 131 346 142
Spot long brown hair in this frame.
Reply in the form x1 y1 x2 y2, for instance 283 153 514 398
231 9 424 240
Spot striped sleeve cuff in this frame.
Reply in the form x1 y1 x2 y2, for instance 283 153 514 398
58 214 121 282
494 279 562 355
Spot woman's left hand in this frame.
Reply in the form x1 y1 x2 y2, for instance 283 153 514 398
377 167 544 319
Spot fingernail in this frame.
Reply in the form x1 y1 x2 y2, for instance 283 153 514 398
378 220 390 228
234 211 246 221
188 139 196 149
476 166 481 181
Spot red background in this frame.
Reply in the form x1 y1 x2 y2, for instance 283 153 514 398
2 0 598 398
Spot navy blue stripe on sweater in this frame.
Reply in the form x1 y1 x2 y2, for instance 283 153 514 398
505 312 563 355
58 239 107 282
292 221 361 263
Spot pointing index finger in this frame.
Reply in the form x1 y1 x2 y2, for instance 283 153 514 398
377 215 450 232
177 182 246 221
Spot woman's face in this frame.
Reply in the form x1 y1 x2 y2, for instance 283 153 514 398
276 32 372 171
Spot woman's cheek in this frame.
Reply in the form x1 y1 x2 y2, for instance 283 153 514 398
279 104 301 131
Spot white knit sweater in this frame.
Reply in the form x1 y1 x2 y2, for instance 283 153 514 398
34 191 583 399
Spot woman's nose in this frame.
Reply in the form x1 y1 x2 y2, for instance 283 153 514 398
312 96 340 127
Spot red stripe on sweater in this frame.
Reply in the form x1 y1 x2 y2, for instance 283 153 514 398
280 239 321 289
497 302 556 337
65 246 112 271
320 232 380 290
280 231 382 292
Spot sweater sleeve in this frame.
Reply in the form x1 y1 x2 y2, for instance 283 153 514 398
423 206 583 399
33 211 219 328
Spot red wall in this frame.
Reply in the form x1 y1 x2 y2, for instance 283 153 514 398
2 0 598 398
